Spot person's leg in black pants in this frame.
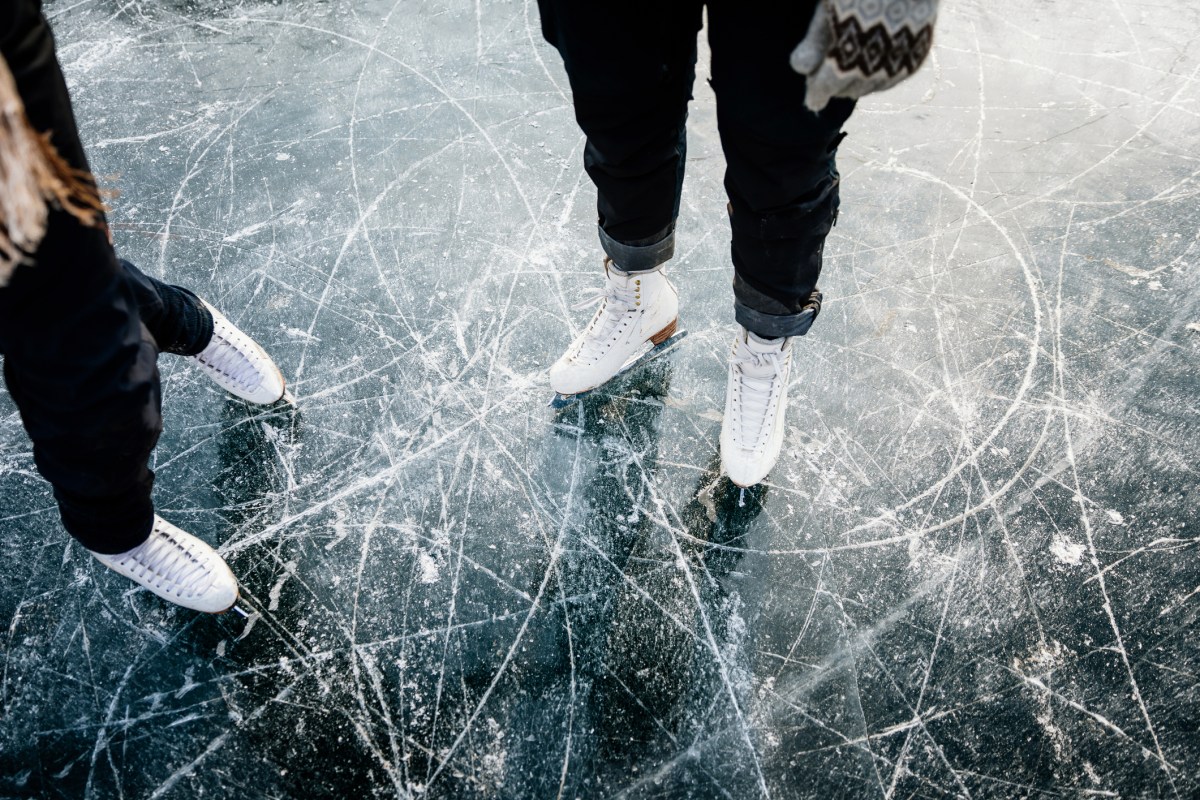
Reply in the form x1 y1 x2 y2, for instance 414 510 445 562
538 0 702 398
707 1 857 486
537 0 704 270
0 0 167 554
708 0 855 338
0 0 282 612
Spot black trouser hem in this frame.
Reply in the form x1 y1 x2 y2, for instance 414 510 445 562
58 484 155 554
734 289 823 338
120 260 214 356
598 222 676 273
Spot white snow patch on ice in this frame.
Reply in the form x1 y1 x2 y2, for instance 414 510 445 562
417 550 440 584
1050 537 1085 566
1105 509 1126 525
268 560 299 611
223 220 272 242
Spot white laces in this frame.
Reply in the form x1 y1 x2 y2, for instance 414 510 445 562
731 338 788 449
570 277 640 364
198 327 263 393
114 527 217 599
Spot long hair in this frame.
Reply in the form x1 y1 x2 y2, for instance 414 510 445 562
0 54 106 286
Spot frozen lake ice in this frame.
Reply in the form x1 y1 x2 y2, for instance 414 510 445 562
1 0 1198 796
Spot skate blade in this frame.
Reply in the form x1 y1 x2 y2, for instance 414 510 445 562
224 597 263 640
549 329 688 410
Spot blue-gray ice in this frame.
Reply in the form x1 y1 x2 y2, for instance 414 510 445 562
1 0 1198 797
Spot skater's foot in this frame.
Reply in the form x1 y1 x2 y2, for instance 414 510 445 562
91 516 239 613
193 300 286 404
550 260 679 396
720 326 793 487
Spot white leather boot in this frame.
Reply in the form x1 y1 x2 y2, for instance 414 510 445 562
720 327 793 487
550 261 679 396
92 516 238 613
192 300 286 404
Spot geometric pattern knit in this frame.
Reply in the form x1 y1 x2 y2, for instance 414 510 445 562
828 0 937 80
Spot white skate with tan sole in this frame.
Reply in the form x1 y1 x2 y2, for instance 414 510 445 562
549 261 684 408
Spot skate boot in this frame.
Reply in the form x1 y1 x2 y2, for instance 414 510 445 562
720 326 793 487
550 260 679 397
91 516 239 613
193 300 286 404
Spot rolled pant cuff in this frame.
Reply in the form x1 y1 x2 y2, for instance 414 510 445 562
597 223 676 273
735 295 822 338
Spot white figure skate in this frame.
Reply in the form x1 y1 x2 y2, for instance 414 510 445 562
92 515 239 613
720 327 793 487
193 300 287 405
550 260 682 407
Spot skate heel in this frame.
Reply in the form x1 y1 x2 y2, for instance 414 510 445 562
650 318 678 346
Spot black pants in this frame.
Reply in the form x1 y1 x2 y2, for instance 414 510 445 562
0 0 212 554
538 0 855 337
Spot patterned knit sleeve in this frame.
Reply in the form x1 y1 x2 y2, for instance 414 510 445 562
791 0 939 112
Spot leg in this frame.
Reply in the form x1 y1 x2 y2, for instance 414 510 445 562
538 0 700 395
0 0 160 553
538 0 702 270
1 3 241 612
707 1 855 486
708 0 856 338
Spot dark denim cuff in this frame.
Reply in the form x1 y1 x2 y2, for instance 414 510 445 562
597 223 675 273
734 289 824 338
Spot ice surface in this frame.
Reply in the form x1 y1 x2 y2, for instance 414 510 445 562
1 0 1198 797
